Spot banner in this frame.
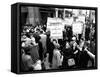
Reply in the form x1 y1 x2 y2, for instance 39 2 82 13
47 17 64 39
72 22 83 34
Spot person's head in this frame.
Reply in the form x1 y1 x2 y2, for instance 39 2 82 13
30 28 35 33
72 36 76 41
52 39 57 44
52 39 60 49
65 42 70 49
55 43 60 49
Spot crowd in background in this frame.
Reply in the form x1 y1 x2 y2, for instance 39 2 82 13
21 21 96 71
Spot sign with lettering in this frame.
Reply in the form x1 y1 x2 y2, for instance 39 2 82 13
47 17 64 39
72 22 83 34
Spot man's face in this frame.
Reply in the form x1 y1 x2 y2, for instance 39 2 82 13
53 41 57 46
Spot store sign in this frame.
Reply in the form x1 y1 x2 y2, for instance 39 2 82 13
47 17 64 39
72 22 83 34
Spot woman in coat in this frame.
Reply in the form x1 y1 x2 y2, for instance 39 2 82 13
52 39 63 69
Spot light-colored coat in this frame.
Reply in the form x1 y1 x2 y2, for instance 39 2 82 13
52 49 62 69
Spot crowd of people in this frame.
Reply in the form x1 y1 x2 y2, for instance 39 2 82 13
21 22 95 72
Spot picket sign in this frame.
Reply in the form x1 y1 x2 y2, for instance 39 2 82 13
72 21 83 34
47 17 64 39
47 17 75 39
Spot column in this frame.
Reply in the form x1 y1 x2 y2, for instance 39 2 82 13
55 8 58 18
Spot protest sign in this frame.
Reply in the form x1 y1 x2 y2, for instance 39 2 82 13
47 17 64 39
72 22 83 34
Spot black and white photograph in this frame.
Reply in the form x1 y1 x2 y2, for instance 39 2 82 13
11 3 97 74
20 5 97 72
